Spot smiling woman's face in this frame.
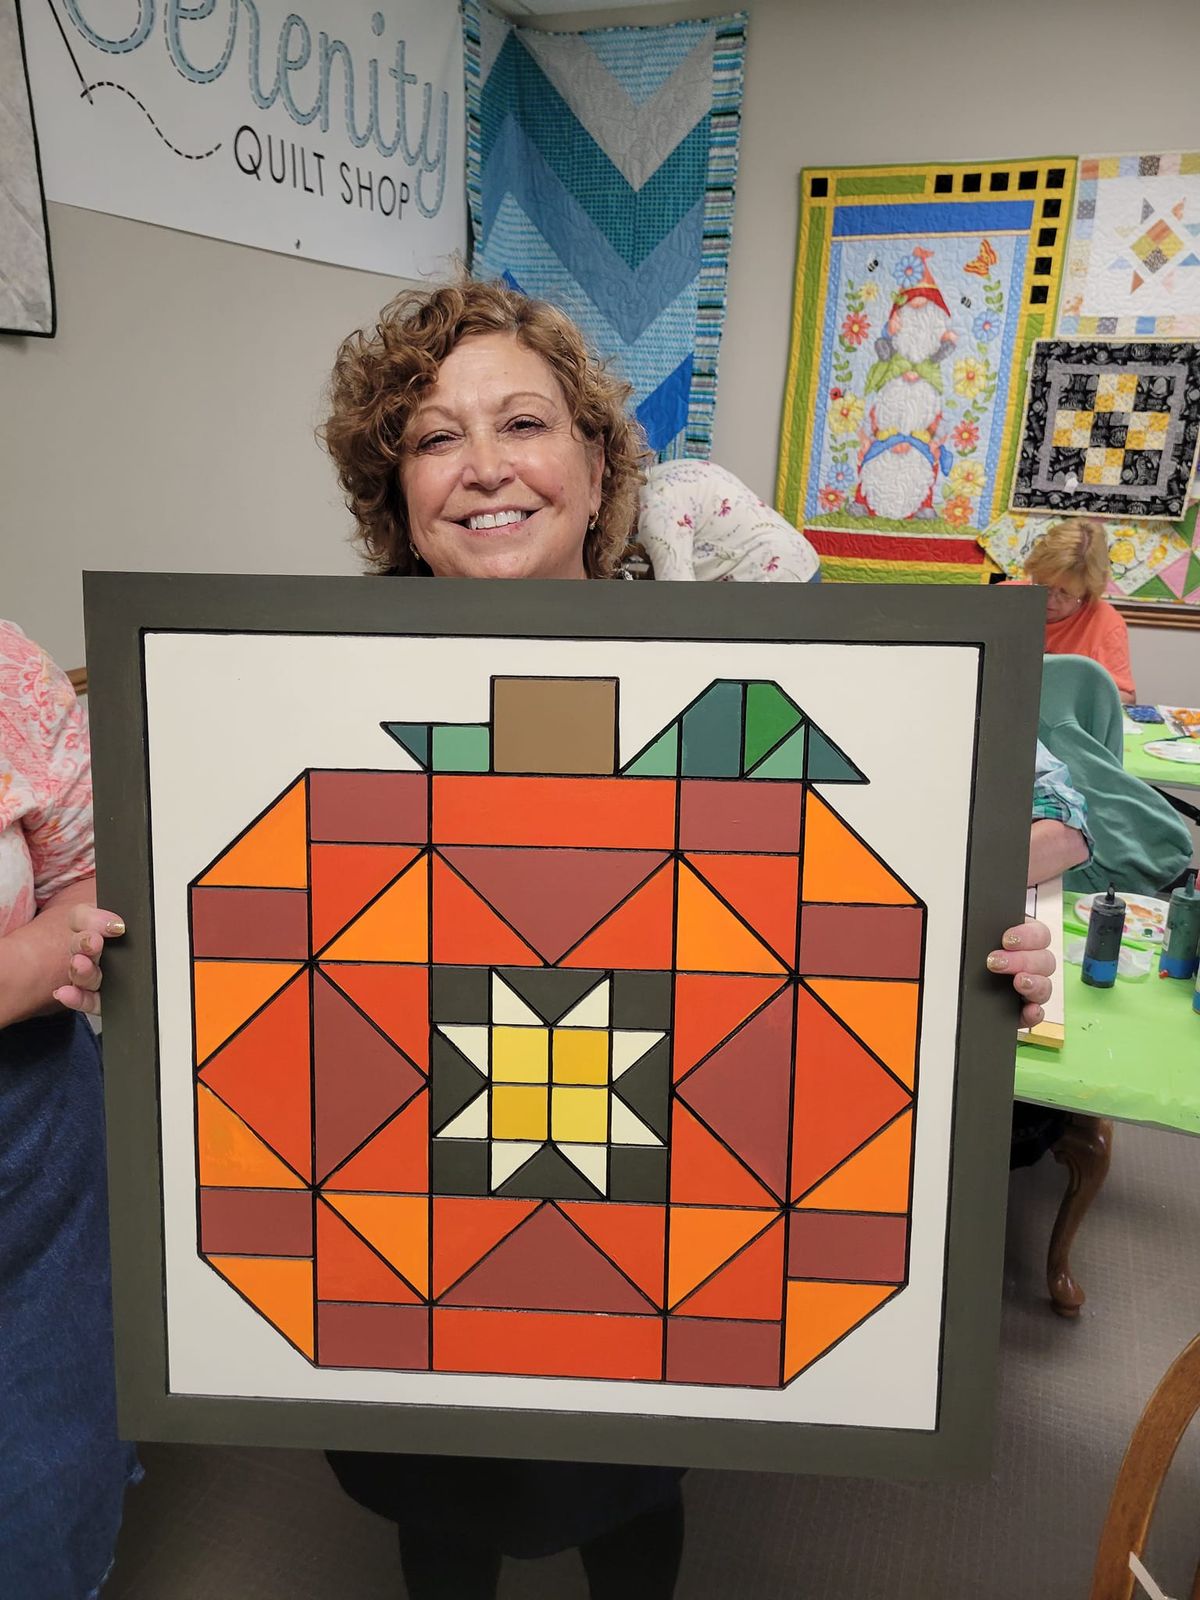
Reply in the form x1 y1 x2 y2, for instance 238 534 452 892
400 332 604 582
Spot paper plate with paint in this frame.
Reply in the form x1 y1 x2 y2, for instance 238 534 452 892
1144 739 1200 765
1073 893 1171 945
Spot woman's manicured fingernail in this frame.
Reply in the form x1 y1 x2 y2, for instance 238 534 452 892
106 919 125 936
986 953 1009 972
1017 974 1035 991
1003 931 1021 948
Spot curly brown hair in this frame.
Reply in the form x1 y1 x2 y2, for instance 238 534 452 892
321 277 649 578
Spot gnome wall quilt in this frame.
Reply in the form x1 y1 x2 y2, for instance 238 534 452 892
139 624 991 1447
777 158 1077 584
1058 153 1200 339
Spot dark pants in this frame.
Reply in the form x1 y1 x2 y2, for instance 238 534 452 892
0 1014 139 1599
397 1493 685 1599
328 1450 686 1594
1010 1099 1067 1169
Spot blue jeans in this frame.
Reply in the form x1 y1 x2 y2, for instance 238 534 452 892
0 1013 139 1599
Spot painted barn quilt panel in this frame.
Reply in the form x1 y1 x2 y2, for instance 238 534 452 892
463 1 747 459
1059 153 1200 339
777 158 1077 583
1010 339 1200 521
188 675 921 1389
122 608 1016 1465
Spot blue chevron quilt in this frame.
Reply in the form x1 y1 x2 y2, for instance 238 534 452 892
463 2 748 459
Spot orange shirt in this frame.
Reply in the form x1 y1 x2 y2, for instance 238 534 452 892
1044 598 1135 699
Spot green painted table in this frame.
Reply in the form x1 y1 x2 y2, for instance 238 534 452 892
1016 957 1199 1135
1123 719 1200 790
1015 936 1198 1314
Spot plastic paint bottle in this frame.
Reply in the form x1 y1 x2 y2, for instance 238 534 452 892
1082 886 1125 989
1159 884 1200 980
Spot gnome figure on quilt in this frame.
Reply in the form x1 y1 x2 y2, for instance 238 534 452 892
855 248 956 520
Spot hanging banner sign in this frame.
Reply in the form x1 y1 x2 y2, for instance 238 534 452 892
21 0 465 277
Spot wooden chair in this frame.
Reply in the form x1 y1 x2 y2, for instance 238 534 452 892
1090 1331 1200 1599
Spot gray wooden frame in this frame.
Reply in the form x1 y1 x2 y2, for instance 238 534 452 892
84 571 1044 1479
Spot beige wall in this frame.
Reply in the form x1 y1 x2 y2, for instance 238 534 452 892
0 206 421 668
3 0 1200 673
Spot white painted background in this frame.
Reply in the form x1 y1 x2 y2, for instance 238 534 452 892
146 630 979 1431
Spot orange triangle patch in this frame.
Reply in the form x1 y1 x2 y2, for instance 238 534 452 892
669 1102 778 1208
685 854 799 966
672 973 786 1080
806 979 919 1091
797 1109 913 1213
675 863 785 975
792 985 911 1200
784 1280 897 1381
676 1216 784 1321
432 1197 540 1296
199 778 308 889
207 1254 314 1358
319 963 430 1072
196 1084 305 1189
323 1194 429 1297
323 855 429 963
324 1094 428 1193
193 960 302 1066
667 1205 777 1308
431 857 542 968
198 973 311 1178
801 792 915 905
560 861 675 970
557 1202 667 1306
316 1199 422 1304
311 843 421 952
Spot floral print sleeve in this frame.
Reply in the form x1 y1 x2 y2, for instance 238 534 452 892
636 461 822 585
0 621 94 938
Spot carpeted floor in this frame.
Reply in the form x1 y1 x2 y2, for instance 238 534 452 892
104 1119 1200 1599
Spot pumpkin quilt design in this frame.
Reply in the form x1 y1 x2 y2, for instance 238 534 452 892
189 677 924 1389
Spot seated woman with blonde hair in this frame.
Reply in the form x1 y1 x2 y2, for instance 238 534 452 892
1022 516 1136 703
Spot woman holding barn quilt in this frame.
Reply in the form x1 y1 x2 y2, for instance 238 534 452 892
58 279 1054 1599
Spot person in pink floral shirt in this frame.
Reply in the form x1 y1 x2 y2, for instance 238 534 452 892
0 620 137 1599
0 621 101 1020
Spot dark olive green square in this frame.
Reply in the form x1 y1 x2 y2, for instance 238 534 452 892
610 1146 668 1203
431 1139 489 1196
612 970 672 1029
431 966 489 1022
